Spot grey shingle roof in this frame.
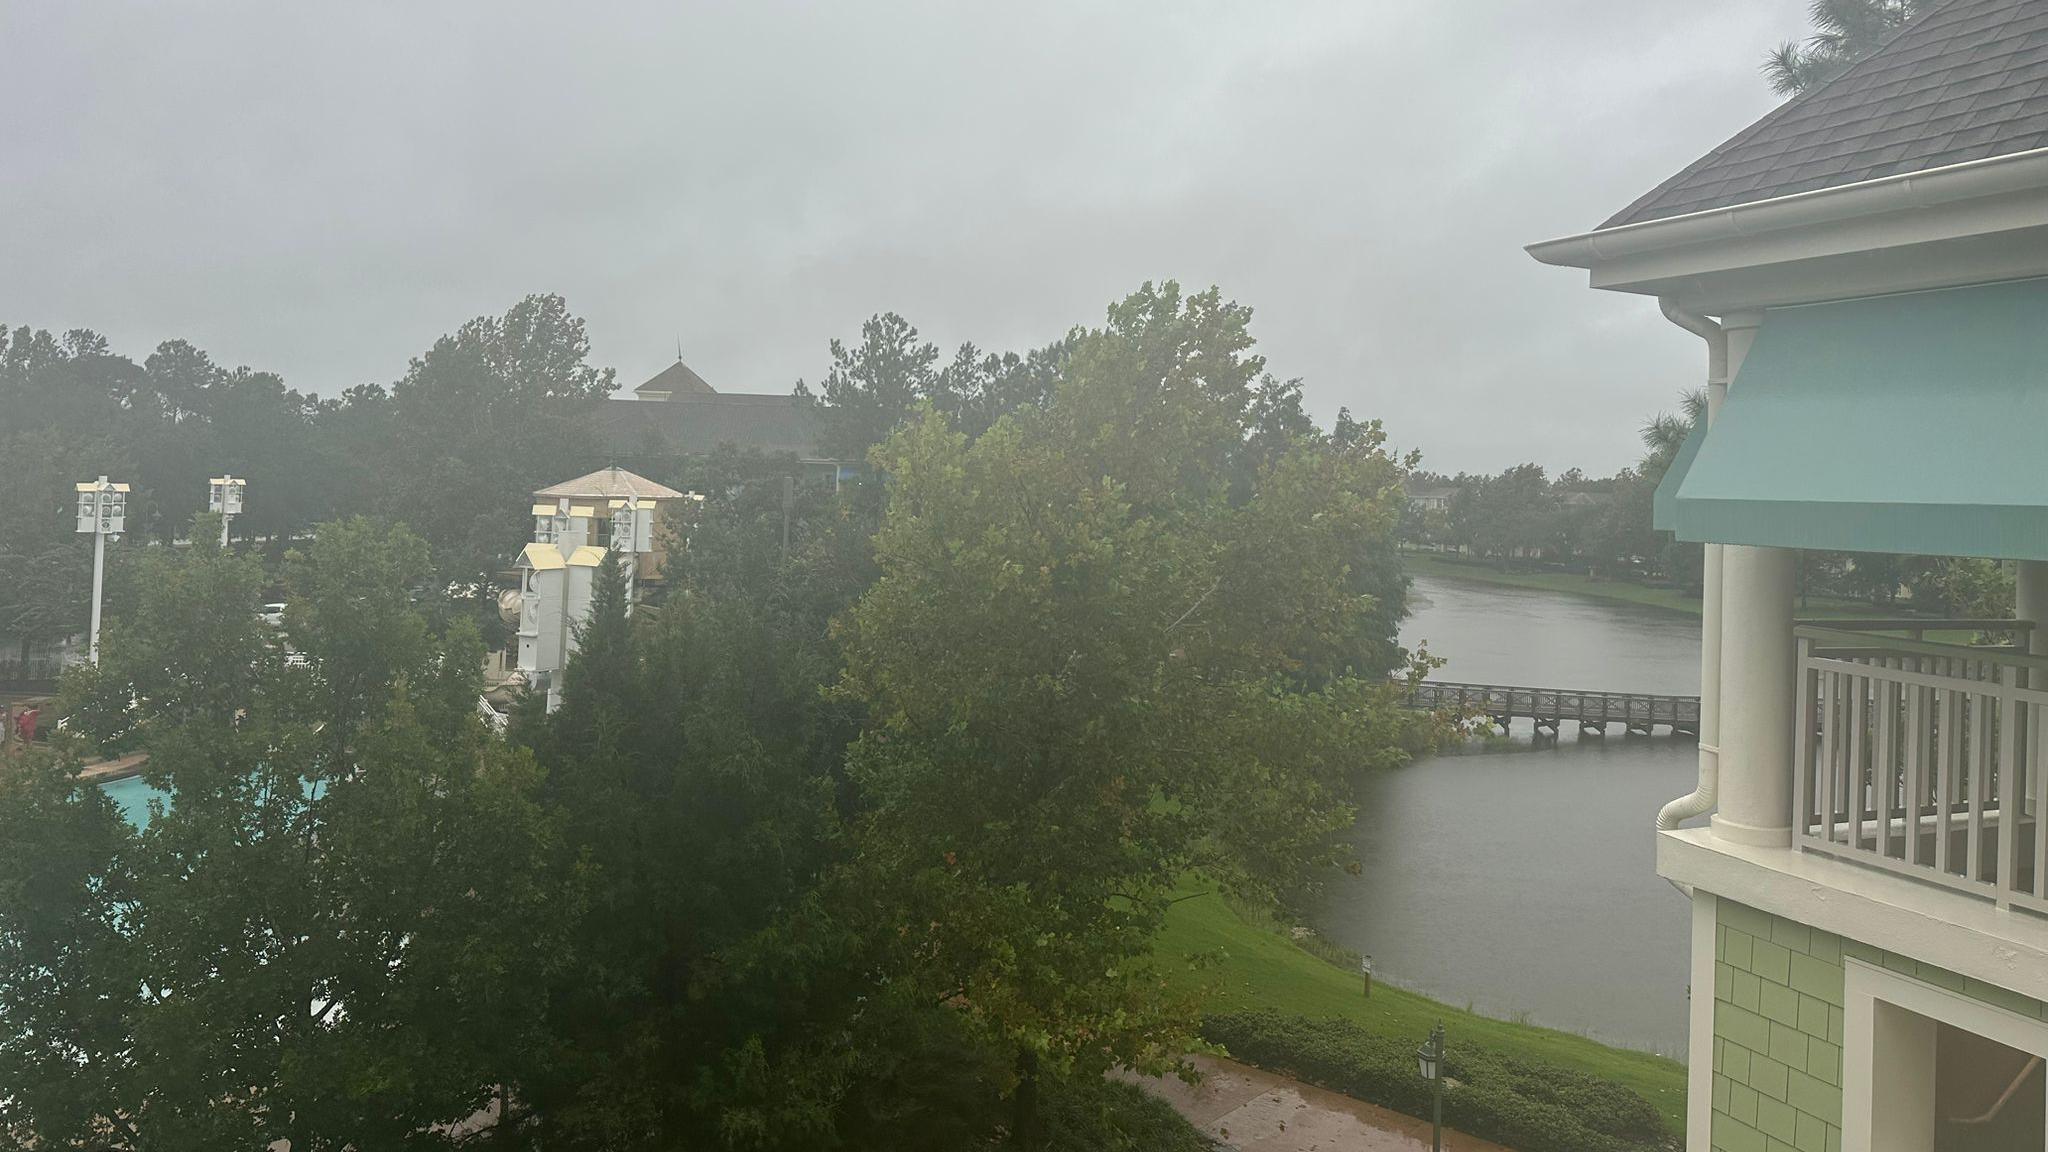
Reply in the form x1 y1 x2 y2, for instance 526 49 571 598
634 359 717 396
1603 0 2048 229
587 395 827 460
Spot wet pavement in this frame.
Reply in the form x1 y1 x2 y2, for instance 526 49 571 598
1125 1055 1510 1152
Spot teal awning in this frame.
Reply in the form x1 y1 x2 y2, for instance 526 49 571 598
1668 278 2048 561
1651 416 1704 532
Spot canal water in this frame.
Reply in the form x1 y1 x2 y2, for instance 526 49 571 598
1309 574 1704 1059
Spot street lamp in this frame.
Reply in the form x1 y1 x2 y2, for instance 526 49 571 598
208 475 246 546
1416 1021 1445 1152
74 475 128 665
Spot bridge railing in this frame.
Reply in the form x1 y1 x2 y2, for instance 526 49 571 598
1792 623 2048 913
1403 680 1699 731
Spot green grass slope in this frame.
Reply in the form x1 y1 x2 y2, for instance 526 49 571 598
1156 884 1687 1138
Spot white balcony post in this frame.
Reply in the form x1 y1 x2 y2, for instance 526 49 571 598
2018 559 2048 656
1714 543 1798 846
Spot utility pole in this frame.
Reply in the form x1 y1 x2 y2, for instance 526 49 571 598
209 475 246 546
74 476 129 665
780 475 795 561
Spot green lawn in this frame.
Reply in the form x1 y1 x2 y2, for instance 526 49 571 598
1401 552 1974 638
1156 882 1689 1138
1402 552 1708 616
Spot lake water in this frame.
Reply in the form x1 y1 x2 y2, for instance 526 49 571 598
1309 574 1705 1058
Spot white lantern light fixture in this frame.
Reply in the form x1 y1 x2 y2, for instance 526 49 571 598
73 475 130 664
208 475 246 545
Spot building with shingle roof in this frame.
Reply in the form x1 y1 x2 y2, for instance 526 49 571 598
1605 0 2048 228
590 359 846 481
1530 4 2048 1148
633 358 717 399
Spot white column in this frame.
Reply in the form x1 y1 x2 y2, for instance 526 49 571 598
88 527 106 665
2017 559 2048 656
1714 544 1798 846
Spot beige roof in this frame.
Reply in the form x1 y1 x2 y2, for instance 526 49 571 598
520 543 565 571
566 546 608 568
534 466 685 502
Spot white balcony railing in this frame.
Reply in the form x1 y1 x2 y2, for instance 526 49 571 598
1794 620 2048 912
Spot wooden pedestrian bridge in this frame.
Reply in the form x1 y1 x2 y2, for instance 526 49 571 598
1402 679 1700 737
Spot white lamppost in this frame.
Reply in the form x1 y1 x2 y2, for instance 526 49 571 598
74 476 129 665
208 475 246 546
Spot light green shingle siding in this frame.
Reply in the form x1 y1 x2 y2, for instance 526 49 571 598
1708 899 2048 1151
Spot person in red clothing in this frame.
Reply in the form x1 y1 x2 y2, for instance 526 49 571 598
13 706 38 744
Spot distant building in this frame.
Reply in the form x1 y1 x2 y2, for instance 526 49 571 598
512 466 696 711
589 357 854 486
1402 477 1457 514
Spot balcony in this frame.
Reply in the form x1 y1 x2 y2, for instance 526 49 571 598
1792 619 2048 912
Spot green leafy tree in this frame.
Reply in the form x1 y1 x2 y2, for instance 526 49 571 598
830 283 1441 1137
1909 557 2014 620
796 312 943 461
370 294 617 597
1764 0 1928 95
0 518 571 1149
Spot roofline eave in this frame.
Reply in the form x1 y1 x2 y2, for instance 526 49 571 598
1527 146 2048 277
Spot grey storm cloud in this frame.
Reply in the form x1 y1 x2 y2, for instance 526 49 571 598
0 0 1811 475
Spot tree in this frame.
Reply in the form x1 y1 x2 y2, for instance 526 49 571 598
1764 0 1928 96
829 283 1440 1139
1638 387 1705 479
0 518 571 1149
367 293 617 598
1452 463 1557 568
796 312 943 461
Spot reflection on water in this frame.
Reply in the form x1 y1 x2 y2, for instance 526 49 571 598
1309 574 1704 1058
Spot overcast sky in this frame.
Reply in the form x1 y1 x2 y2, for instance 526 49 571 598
1 2 1812 475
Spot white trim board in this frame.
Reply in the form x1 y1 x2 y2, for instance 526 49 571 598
1690 891 1716 1152
1658 829 2048 1004
1841 957 2048 1152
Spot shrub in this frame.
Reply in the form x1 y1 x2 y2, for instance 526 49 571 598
1041 1075 1218 1151
1201 1011 1672 1152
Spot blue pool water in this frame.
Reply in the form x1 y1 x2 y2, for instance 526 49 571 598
99 774 168 828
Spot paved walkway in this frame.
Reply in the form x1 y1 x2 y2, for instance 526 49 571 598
1125 1055 1510 1152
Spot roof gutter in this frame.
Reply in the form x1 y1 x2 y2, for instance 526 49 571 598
1527 146 2048 270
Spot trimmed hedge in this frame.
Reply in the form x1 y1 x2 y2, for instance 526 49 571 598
1202 1010 1673 1152
1042 1075 1219 1151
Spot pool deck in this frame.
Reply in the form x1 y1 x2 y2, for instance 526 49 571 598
76 752 149 783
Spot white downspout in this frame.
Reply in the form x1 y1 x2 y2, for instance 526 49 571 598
1656 298 1727 834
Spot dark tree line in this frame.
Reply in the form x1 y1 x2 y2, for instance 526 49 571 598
0 295 614 671
1409 386 2013 618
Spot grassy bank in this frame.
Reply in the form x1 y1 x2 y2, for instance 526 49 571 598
1402 551 1959 635
1156 883 1688 1138
1401 552 1706 616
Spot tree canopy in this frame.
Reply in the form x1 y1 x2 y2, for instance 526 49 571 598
0 281 1440 1150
